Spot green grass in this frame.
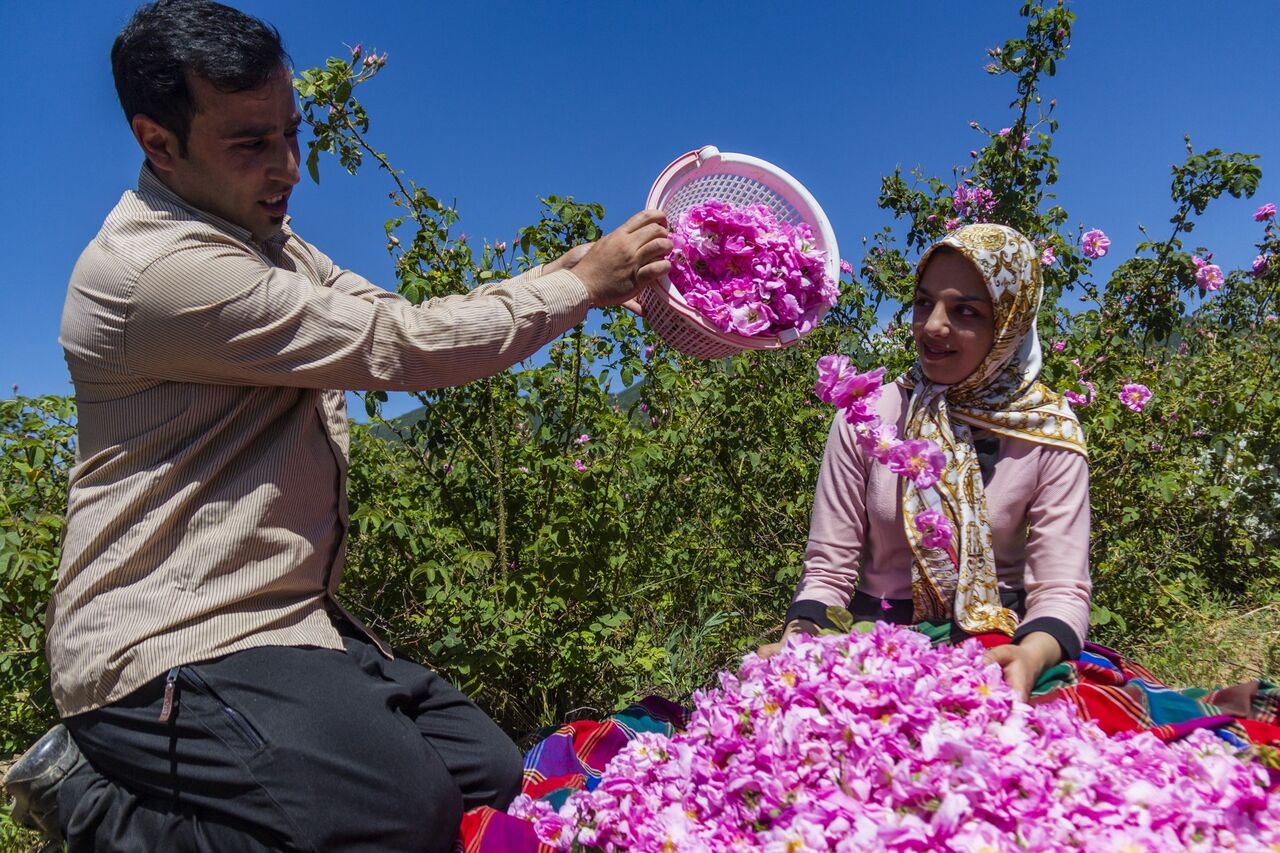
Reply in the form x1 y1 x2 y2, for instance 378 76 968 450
1118 599 1280 689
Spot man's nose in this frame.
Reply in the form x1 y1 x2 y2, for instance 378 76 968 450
272 136 301 186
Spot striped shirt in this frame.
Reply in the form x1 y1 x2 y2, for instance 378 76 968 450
48 165 590 716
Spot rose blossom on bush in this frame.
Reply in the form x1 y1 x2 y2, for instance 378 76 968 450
1119 383 1153 413
952 184 996 220
523 624 1280 852
667 199 838 338
1193 255 1225 292
1081 228 1111 260
998 126 1030 149
1064 379 1096 408
1040 244 1056 267
1254 255 1270 278
1255 202 1276 222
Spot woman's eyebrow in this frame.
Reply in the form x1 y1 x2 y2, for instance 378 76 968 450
914 286 986 303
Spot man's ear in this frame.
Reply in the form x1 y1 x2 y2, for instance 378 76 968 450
131 114 181 175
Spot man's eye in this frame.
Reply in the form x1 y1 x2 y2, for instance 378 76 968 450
240 140 266 151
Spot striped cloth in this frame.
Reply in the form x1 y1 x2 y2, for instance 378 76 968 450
917 621 1280 769
458 634 1280 852
458 697 686 853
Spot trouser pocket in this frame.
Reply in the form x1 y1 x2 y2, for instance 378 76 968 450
160 665 268 753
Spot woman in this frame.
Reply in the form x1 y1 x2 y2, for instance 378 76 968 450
456 223 1280 851
761 222 1091 700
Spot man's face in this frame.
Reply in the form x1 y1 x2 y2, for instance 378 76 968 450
164 67 301 242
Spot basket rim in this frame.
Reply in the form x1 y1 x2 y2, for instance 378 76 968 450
645 145 839 352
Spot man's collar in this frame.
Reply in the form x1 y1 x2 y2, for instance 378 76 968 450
136 162 292 250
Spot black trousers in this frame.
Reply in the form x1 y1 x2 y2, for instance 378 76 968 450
57 625 522 852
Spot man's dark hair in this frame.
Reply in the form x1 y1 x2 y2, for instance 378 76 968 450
111 0 290 155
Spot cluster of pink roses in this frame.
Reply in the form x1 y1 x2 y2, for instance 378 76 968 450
667 200 838 338
1063 378 1097 409
1056 364 1151 414
814 357 947 488
1255 203 1275 279
814 355 951 539
512 624 1280 851
952 183 997 222
1049 348 1152 414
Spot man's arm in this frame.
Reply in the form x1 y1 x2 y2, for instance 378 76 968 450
123 212 669 391
124 241 587 391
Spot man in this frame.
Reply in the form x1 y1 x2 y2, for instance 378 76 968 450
2 1 670 849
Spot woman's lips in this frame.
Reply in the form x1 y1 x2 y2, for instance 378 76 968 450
919 342 954 361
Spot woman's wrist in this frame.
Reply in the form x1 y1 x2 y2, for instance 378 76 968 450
1014 630 1064 673
784 618 821 638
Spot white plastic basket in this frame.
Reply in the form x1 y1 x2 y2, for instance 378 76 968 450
640 145 840 359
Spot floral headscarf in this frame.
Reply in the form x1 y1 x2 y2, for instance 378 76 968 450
898 223 1087 636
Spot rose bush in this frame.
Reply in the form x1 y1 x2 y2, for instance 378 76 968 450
4 1 1278 842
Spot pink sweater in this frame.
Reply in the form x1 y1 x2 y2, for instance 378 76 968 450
792 383 1092 648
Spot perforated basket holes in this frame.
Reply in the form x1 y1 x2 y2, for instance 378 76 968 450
663 174 803 227
639 286 739 360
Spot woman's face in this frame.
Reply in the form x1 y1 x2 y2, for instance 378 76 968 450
912 250 995 386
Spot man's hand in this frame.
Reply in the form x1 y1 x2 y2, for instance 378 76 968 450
756 618 819 660
569 210 671 308
983 631 1062 702
545 241 646 316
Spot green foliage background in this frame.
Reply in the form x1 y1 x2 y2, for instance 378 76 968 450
3 3 1279 844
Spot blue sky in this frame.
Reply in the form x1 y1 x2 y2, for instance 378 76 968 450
4 2 1277 419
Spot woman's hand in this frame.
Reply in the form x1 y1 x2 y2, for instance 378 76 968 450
983 631 1062 702
757 618 819 659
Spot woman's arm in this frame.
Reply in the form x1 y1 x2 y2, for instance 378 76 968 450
759 412 873 657
988 444 1092 696
1018 445 1092 655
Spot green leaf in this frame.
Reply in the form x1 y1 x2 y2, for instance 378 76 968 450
826 606 855 634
